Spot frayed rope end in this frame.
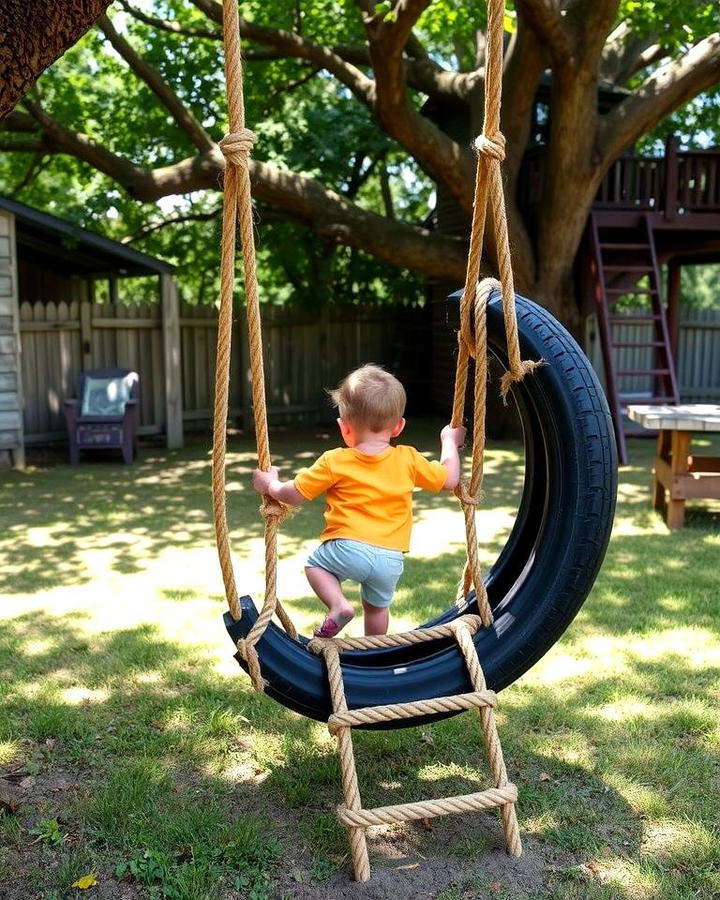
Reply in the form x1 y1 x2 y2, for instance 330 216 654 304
499 358 545 403
260 495 296 525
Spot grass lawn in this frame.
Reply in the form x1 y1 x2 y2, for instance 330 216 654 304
1 419 719 900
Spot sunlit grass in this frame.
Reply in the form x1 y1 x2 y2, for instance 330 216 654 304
1 424 719 897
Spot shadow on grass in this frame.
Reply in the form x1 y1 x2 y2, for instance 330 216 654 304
3 428 720 895
1 420 526 600
2 601 718 898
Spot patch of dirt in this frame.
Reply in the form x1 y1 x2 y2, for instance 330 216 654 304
268 811 568 899
1 765 573 900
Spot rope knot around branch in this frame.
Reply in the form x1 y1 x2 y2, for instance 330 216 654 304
474 132 506 161
219 128 256 168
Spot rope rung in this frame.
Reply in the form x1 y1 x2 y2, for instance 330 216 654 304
325 614 485 652
328 690 497 732
337 784 518 828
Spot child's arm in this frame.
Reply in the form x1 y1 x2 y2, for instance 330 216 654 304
439 424 467 490
252 466 306 506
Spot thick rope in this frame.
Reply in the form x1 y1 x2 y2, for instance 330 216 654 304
212 0 297 692
317 640 371 881
327 690 497 733
452 620 522 855
337 786 518 827
320 614 484 652
451 0 542 624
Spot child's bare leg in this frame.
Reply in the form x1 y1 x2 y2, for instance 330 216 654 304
305 566 354 624
362 599 389 636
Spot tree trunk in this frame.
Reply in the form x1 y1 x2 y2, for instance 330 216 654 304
0 0 113 119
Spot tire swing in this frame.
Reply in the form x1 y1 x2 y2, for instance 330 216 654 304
212 5 617 721
212 0 617 860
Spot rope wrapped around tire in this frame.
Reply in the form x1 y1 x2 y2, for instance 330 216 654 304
226 290 617 727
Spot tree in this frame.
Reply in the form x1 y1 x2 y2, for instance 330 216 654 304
1 0 719 325
0 0 112 119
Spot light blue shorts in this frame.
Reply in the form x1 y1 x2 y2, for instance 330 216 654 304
306 539 404 608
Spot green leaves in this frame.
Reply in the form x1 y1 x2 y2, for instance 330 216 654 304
617 0 718 52
0 0 717 309
29 817 67 847
113 823 280 899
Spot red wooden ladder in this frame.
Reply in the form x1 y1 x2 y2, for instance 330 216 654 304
590 213 679 464
589 212 679 464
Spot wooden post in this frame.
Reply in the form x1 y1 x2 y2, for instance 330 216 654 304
0 213 24 468
80 300 93 370
663 136 679 223
161 273 183 449
654 430 670 513
666 262 681 369
667 430 691 529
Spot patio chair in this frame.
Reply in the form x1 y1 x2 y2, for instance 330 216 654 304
64 367 139 465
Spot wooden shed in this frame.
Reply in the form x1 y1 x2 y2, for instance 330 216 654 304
0 196 183 466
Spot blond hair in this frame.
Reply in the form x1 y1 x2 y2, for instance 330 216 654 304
329 364 406 432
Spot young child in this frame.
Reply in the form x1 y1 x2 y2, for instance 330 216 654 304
252 364 466 638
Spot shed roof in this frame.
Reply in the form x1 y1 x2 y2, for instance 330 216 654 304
0 195 175 277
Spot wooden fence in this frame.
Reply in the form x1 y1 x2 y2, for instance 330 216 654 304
19 299 430 443
586 308 720 401
19 296 720 445
179 302 431 428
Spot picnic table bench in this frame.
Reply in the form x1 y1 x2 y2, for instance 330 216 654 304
627 404 720 529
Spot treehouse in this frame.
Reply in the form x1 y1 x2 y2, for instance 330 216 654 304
425 76 720 461
582 139 720 463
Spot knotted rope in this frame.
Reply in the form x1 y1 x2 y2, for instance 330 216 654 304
451 0 541 624
212 0 296 692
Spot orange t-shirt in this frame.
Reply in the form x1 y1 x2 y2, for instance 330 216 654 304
293 445 447 552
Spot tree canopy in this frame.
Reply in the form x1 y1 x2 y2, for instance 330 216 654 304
1 0 718 319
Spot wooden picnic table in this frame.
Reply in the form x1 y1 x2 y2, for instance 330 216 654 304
627 404 720 529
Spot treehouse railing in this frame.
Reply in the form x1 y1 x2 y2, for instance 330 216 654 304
594 155 664 210
518 138 720 218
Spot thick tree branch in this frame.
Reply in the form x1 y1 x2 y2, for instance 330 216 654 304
628 44 666 79
501 15 547 285
361 1 476 214
189 0 375 108
514 0 573 65
0 140 47 153
600 21 664 85
116 1 222 40
1 110 41 133
503 15 546 182
97 14 214 154
4 108 467 280
362 0 432 58
189 0 474 208
190 0 471 101
251 158 467 280
22 98 165 196
597 34 720 167
565 0 620 64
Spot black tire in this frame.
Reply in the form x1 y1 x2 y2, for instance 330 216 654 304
226 291 617 727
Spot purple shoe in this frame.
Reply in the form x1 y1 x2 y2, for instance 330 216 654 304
313 612 353 639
